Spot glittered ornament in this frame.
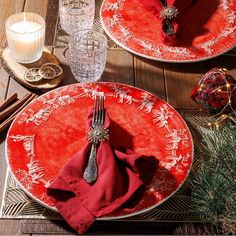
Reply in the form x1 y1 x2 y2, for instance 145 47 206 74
191 68 236 114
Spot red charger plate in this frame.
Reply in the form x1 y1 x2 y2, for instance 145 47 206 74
6 82 193 219
100 0 236 62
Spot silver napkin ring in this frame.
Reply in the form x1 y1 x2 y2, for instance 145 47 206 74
87 125 109 144
160 6 179 20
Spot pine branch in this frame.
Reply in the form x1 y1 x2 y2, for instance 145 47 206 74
191 124 236 234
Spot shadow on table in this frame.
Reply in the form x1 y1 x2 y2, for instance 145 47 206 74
60 63 78 85
0 130 7 144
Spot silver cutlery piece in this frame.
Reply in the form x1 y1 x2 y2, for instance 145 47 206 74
83 96 109 184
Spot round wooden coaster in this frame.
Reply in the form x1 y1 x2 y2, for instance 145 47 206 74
1 47 63 90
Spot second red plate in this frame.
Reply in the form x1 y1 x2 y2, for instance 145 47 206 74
101 0 236 62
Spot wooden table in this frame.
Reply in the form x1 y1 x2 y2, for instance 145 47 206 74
0 0 234 235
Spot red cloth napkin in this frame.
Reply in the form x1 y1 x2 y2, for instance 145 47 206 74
139 0 194 45
47 108 158 234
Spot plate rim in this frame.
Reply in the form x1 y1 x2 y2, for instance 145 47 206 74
100 0 236 63
5 82 194 220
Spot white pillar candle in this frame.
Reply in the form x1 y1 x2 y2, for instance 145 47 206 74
6 13 45 64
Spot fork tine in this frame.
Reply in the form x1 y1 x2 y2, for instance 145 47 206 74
93 96 99 126
101 96 104 125
93 96 105 127
96 96 100 125
98 96 102 125
92 97 96 125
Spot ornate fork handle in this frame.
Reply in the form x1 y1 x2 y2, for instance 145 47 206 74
83 143 98 184
83 96 108 184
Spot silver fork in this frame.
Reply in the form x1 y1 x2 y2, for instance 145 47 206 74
83 96 106 184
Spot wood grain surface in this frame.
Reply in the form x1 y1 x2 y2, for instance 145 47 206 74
0 0 234 235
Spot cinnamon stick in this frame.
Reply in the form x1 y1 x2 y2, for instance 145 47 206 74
0 93 18 112
0 93 33 122
0 94 38 133
0 115 15 133
7 94 38 120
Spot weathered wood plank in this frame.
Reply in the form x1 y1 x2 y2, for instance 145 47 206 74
134 56 166 100
0 219 24 235
164 62 203 109
24 0 48 17
21 219 75 235
204 55 236 77
45 0 59 46
101 50 134 85
25 220 218 235
24 0 59 46
6 79 30 99
0 68 9 102
0 0 25 47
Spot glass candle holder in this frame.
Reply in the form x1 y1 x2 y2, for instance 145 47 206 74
6 12 45 64
59 0 95 35
66 30 107 82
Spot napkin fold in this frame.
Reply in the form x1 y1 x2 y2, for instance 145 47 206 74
140 0 194 45
47 108 158 234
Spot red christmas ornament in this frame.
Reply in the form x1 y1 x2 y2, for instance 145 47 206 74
191 68 236 114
